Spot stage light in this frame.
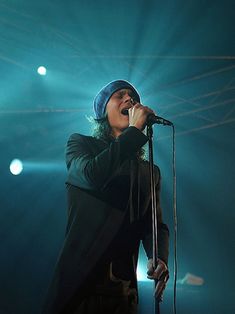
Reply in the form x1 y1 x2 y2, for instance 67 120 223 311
178 273 204 286
10 159 23 175
137 265 148 282
37 66 47 76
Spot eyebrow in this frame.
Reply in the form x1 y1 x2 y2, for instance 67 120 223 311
115 89 135 97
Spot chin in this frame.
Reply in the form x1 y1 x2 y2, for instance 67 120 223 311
121 122 129 130
120 125 129 133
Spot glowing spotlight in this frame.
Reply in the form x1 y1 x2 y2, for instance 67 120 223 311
137 265 148 282
178 273 204 286
37 66 47 76
10 159 23 175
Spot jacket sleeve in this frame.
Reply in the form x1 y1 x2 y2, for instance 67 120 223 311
141 167 169 265
66 126 148 191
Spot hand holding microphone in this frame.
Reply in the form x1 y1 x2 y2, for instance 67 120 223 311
128 99 155 131
147 258 169 301
128 99 173 130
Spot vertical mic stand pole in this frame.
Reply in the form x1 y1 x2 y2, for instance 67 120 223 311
147 124 160 314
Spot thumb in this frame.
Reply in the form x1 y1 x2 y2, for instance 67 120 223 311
147 258 154 276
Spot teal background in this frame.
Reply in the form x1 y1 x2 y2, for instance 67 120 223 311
0 0 234 313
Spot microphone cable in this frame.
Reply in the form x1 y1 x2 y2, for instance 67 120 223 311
172 124 178 314
152 121 178 314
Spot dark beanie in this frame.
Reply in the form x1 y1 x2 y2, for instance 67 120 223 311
93 80 140 119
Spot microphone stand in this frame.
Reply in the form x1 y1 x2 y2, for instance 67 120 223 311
147 124 160 314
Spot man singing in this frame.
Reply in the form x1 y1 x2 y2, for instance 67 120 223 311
43 80 169 314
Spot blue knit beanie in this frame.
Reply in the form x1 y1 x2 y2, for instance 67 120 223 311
93 80 140 119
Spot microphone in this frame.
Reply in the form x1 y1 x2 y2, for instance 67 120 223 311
129 98 173 126
122 110 173 126
147 114 173 126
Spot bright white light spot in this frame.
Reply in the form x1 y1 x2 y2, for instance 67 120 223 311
10 159 23 175
137 265 148 282
37 66 47 76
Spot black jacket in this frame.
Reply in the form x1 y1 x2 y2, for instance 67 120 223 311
42 126 169 314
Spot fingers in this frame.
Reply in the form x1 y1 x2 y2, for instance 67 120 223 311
154 271 169 300
147 264 164 279
146 258 154 275
128 103 155 130
129 103 154 116
147 259 168 280
147 259 169 300
155 279 167 300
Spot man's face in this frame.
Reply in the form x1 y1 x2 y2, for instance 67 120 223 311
106 88 137 137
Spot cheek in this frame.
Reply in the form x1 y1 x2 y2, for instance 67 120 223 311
107 106 119 124
107 111 118 127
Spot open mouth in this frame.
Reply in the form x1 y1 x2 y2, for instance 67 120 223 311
121 109 129 116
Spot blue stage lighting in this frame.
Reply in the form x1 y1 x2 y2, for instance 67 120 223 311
37 66 47 76
10 159 23 175
137 265 148 282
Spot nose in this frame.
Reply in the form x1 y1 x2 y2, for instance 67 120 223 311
123 93 132 103
130 98 135 105
128 97 137 108
123 95 135 108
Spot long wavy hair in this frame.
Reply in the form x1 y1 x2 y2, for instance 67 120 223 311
92 115 146 160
